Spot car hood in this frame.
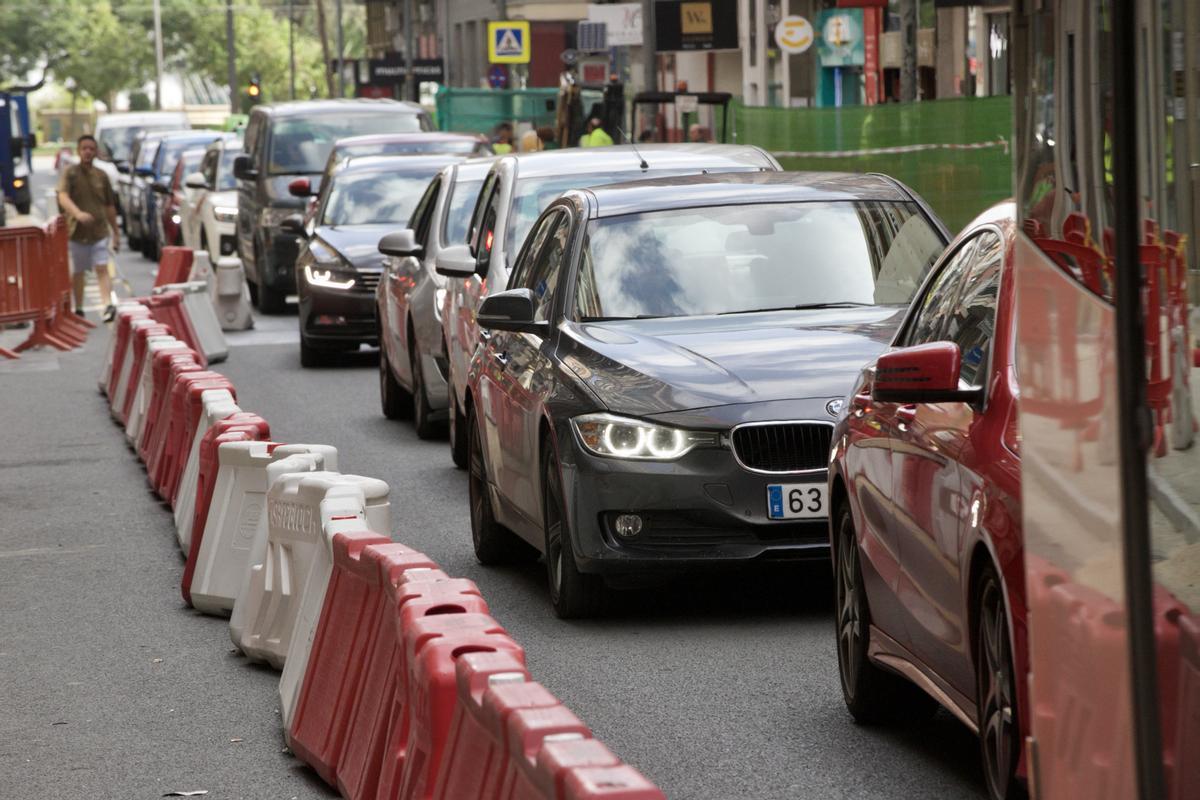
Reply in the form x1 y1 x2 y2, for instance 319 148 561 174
314 224 392 271
558 307 904 416
208 190 238 209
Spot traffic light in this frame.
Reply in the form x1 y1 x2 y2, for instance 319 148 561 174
247 73 262 100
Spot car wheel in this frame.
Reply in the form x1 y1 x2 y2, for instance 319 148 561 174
16 200 30 215
447 359 468 470
467 404 535 565
834 502 936 724
410 339 440 439
257 281 287 314
378 337 411 419
976 565 1025 800
542 439 604 619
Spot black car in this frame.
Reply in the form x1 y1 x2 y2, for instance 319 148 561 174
233 99 433 313
290 154 463 366
465 171 950 617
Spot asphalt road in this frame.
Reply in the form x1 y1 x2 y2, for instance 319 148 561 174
1 169 989 798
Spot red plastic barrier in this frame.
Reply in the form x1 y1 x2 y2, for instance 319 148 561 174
165 379 240 507
143 290 206 367
106 305 152 398
288 530 395 785
0 220 91 359
143 363 209 478
562 765 665 799
529 739 623 800
154 246 194 288
180 416 272 606
498 703 591 799
1172 613 1200 800
335 546 443 800
110 318 169 415
388 613 525 800
152 372 234 502
137 350 200 463
432 651 533 800
118 322 174 424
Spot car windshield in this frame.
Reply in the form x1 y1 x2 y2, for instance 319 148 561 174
159 138 216 175
322 170 438 226
135 139 163 170
269 113 426 174
574 201 944 320
216 150 240 190
443 177 486 244
176 152 203 183
99 124 182 162
340 139 480 160
506 167 760 257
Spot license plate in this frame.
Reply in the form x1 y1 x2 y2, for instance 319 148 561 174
767 483 827 520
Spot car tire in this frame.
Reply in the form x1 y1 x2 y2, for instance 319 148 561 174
834 501 937 724
447 361 468 470
410 338 440 439
378 337 411 419
975 565 1026 800
257 282 287 314
542 439 604 619
467 404 536 566
16 200 30 215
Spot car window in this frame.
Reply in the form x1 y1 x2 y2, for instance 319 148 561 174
903 237 980 347
508 210 561 291
942 231 1003 388
517 210 571 324
442 175 486 246
136 140 160 170
409 177 440 247
201 150 218 188
468 173 498 257
573 201 944 320
215 149 240 190
267 112 425 174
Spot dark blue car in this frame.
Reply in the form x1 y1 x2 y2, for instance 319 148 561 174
138 130 230 260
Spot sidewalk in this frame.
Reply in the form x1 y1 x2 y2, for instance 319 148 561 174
0 282 333 798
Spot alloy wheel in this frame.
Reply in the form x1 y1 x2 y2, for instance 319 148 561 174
978 573 1018 800
544 462 565 596
836 510 863 698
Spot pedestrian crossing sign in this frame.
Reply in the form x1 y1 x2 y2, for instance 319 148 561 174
488 21 531 64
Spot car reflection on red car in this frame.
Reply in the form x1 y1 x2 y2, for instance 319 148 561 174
827 201 1027 800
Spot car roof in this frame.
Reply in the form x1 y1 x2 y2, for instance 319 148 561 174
206 137 243 152
334 132 482 148
157 130 233 145
95 112 189 129
332 153 466 177
254 98 425 118
453 157 500 181
575 171 916 218
501 143 777 179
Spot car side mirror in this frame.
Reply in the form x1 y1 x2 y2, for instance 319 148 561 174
184 171 209 190
26 132 37 149
151 181 170 194
232 154 257 181
378 229 422 258
279 214 307 237
872 342 983 404
435 244 477 279
288 177 312 197
478 288 549 337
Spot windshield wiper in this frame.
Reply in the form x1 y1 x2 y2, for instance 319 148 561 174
580 314 666 322
718 302 872 315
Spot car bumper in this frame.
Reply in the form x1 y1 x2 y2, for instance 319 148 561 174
559 435 830 575
263 228 302 292
298 284 378 344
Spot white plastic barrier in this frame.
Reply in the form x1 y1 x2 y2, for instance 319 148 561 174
124 337 190 448
232 472 389 673
154 281 229 364
191 442 338 617
174 389 240 553
111 318 170 420
187 250 215 293
214 256 254 332
98 302 145 395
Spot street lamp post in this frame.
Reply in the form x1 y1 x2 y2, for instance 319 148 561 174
153 0 165 110
289 0 296 100
336 0 345 97
226 0 237 113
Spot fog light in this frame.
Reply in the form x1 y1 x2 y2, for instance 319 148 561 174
614 514 643 538
314 314 346 326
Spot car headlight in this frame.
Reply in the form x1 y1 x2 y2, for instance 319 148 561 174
260 207 294 228
214 205 237 222
170 213 181 224
571 413 719 461
304 262 356 290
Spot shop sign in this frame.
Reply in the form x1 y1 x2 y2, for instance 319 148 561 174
816 9 865 67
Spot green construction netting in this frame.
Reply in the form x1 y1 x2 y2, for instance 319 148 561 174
436 86 605 137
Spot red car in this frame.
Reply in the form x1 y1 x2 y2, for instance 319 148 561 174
827 201 1025 800
155 148 205 248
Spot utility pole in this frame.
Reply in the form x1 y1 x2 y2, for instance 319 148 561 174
316 0 334 96
153 0 164 109
405 0 416 102
899 0 917 101
336 0 346 97
288 0 296 99
642 0 656 95
226 0 237 113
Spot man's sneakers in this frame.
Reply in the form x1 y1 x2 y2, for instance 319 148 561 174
102 304 117 322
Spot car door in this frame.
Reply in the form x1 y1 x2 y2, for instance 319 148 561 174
393 177 440 383
479 208 562 519
891 230 1002 696
856 238 980 640
237 113 264 276
451 172 500 407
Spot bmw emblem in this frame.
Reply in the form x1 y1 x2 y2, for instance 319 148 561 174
826 398 845 417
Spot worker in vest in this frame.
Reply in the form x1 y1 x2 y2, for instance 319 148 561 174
581 118 613 148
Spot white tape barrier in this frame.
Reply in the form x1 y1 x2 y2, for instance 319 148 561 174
228 451 338 644
125 338 190 449
155 281 229 364
233 472 389 672
276 473 390 729
98 303 148 395
174 389 240 552
214 256 254 332
192 443 338 617
111 319 168 420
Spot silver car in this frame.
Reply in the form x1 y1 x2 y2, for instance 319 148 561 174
376 157 497 438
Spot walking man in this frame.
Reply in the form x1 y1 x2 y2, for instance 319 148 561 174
57 134 118 318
